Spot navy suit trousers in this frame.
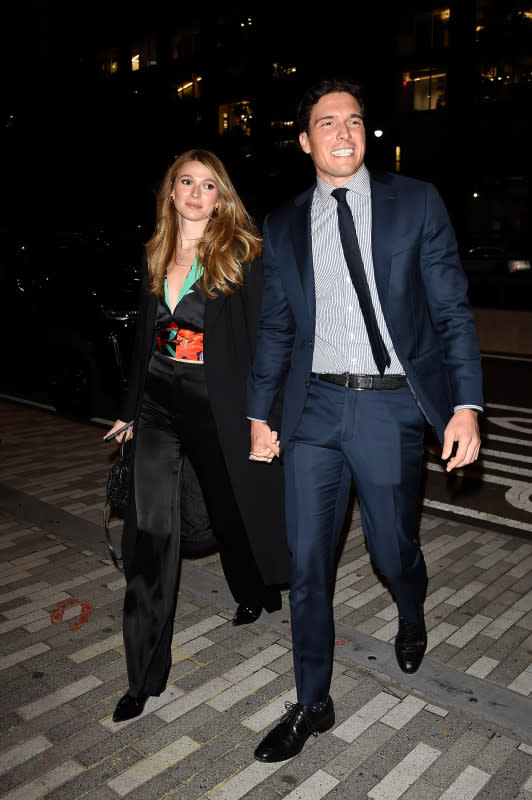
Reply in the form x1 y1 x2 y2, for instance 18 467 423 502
283 375 428 705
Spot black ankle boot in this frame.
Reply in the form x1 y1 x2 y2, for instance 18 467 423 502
112 692 148 722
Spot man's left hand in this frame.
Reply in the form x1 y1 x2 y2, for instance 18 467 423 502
442 408 481 472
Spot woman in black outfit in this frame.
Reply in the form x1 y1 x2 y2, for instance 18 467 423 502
104 149 290 723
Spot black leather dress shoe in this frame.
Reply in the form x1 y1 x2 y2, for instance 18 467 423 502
395 616 427 674
254 696 335 762
232 604 263 626
112 692 148 722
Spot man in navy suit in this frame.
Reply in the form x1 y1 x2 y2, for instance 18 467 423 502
247 78 483 762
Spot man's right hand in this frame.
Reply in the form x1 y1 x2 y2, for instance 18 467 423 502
249 420 280 463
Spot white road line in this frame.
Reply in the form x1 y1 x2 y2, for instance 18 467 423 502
333 692 400 743
424 586 457 611
207 668 278 711
0 393 56 412
422 499 532 533
481 354 532 363
174 615 227 645
438 764 491 799
380 696 426 730
69 633 123 663
486 403 532 413
0 759 85 800
445 582 486 607
107 736 200 796
446 615 493 648
507 664 532 696
477 458 532 477
206 760 284 799
17 676 102 721
222 644 288 683
155 677 232 722
241 688 298 732
0 642 50 672
367 742 441 799
0 735 51 776
482 608 526 639
508 555 532 578
466 657 499 678
479 448 532 463
172 635 214 662
426 622 458 653
425 704 449 717
344 584 388 609
482 433 532 447
281 770 340 799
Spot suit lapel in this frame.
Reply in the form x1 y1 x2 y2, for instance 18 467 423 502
369 171 398 305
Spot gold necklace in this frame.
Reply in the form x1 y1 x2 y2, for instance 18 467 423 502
176 237 199 265
175 245 197 265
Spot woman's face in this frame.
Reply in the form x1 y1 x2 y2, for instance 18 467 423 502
170 160 219 225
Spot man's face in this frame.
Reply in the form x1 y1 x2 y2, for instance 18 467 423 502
299 92 366 186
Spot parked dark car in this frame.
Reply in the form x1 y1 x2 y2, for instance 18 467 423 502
0 227 145 418
461 245 530 275
460 243 532 310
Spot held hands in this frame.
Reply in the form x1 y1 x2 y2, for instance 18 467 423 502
249 420 280 463
441 409 480 472
103 419 134 444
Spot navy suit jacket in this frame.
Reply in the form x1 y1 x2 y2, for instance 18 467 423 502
247 168 483 447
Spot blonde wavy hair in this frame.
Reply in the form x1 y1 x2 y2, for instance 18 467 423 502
145 149 262 298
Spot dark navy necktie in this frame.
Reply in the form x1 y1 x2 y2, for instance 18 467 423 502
331 187 391 375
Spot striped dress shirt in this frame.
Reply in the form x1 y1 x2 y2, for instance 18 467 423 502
311 166 405 376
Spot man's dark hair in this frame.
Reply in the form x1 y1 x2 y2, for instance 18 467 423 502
296 78 365 134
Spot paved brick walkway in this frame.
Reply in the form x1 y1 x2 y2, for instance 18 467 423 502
0 400 531 799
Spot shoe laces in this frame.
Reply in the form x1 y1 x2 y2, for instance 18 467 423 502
281 701 319 738
398 618 426 645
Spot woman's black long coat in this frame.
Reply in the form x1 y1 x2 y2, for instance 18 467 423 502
120 257 291 586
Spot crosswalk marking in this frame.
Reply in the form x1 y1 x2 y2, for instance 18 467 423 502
367 742 441 799
438 765 491 799
107 736 200 796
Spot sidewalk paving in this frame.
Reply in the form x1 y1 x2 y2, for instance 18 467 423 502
0 398 531 800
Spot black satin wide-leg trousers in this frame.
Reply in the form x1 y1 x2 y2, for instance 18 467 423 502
123 352 267 698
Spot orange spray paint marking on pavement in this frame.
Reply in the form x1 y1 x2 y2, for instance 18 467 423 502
51 598 94 630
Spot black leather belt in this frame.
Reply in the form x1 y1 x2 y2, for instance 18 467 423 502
311 372 408 390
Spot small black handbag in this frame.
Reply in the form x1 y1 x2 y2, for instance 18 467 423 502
103 436 131 569
103 438 217 571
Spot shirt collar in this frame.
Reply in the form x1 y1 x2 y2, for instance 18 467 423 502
315 164 371 206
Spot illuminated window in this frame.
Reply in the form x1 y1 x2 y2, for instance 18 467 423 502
273 63 297 79
395 145 401 172
218 101 253 136
414 7 450 49
270 120 295 129
402 70 447 111
175 75 202 98
130 39 157 70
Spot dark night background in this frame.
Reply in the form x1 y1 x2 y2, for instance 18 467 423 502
3 2 530 243
1 1 531 416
